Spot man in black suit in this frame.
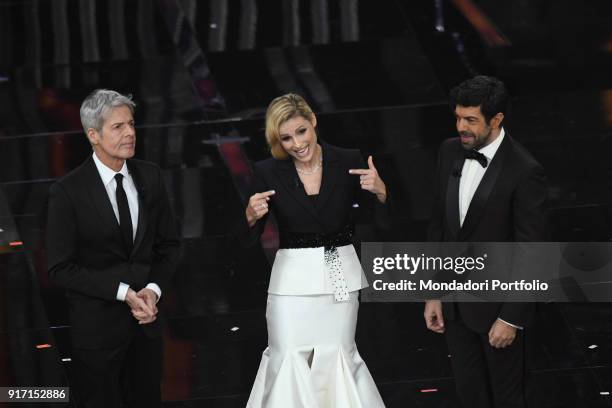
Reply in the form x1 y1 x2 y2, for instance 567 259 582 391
47 89 180 407
424 76 547 407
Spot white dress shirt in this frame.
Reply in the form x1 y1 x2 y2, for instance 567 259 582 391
458 128 505 227
92 152 161 302
456 129 522 330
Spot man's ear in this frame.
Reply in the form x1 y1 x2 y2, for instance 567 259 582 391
491 112 504 129
86 128 100 146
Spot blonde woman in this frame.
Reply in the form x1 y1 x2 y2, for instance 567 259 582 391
243 94 387 407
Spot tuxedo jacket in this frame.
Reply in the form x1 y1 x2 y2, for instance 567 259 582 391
428 134 548 332
46 156 180 349
240 142 389 246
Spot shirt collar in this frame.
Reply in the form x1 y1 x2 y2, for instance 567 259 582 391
478 127 505 161
92 152 129 187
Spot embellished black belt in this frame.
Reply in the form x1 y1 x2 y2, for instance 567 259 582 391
279 226 353 249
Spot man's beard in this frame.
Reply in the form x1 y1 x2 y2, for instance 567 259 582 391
459 127 492 150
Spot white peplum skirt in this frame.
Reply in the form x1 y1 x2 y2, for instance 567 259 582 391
246 291 385 407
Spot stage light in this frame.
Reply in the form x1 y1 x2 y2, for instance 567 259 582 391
36 344 52 349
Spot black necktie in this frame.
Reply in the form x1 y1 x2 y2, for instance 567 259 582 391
464 149 488 168
114 173 133 254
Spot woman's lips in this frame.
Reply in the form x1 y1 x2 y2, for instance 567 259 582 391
295 145 309 157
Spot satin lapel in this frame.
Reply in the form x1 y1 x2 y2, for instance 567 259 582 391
315 144 341 212
83 157 125 257
460 136 511 239
273 159 321 223
127 160 148 256
445 154 463 239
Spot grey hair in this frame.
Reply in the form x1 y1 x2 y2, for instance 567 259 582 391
80 89 136 134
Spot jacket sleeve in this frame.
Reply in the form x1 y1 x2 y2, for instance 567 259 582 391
148 167 182 296
499 163 548 326
511 163 548 242
237 162 271 247
46 182 132 301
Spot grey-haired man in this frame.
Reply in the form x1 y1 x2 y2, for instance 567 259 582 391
47 89 180 407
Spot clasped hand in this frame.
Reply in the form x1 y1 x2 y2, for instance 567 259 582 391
126 288 158 325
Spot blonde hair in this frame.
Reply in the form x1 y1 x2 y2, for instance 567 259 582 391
265 93 315 159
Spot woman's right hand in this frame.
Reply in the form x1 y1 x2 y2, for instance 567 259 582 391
246 190 275 227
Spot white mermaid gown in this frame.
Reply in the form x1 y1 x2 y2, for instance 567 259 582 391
246 246 385 407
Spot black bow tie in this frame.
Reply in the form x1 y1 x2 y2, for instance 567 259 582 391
464 149 488 168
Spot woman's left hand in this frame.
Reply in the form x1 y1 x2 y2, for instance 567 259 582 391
349 156 387 203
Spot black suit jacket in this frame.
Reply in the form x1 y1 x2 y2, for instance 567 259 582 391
241 142 388 245
46 156 181 349
428 134 548 332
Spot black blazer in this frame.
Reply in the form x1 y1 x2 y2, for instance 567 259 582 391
46 156 181 348
241 142 388 245
428 134 548 331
